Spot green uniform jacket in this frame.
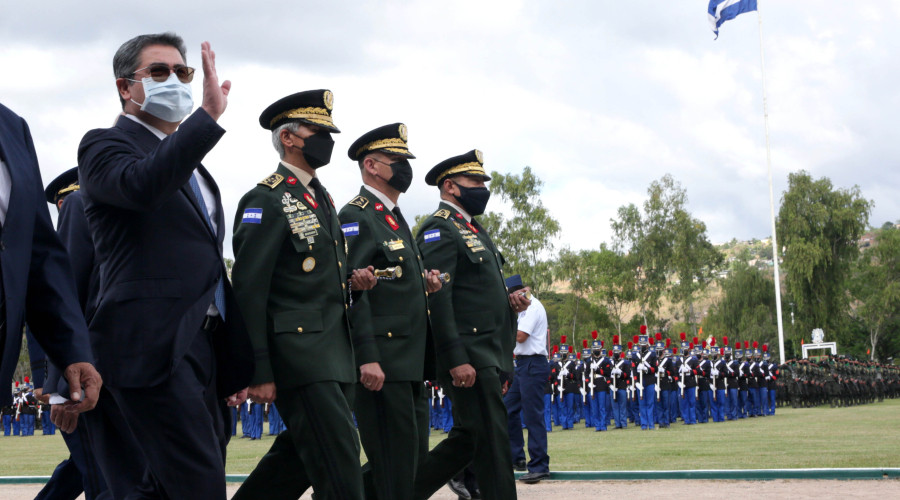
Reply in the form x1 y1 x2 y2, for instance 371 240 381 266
232 164 355 388
415 202 516 374
338 187 435 382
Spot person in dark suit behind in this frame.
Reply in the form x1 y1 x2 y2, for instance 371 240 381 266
33 168 110 500
0 102 102 424
76 32 253 498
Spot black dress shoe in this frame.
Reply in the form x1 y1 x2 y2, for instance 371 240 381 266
519 471 550 484
513 460 527 472
447 478 471 499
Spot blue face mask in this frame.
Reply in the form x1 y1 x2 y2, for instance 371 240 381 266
130 73 193 123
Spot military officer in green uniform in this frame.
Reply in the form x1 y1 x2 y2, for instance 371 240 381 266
412 150 530 500
338 123 442 500
231 90 375 500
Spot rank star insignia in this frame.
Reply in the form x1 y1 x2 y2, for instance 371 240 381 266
375 203 384 212
286 176 298 185
385 214 399 230
304 192 318 208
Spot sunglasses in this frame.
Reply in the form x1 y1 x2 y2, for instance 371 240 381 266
132 63 195 83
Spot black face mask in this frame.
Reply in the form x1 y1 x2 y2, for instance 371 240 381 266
385 159 413 193
452 181 490 216
296 131 334 169
592 350 602 358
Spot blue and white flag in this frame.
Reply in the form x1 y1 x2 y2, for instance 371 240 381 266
708 0 757 39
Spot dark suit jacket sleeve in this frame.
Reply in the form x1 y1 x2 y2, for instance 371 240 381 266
416 220 469 371
18 118 92 371
56 192 93 312
231 188 281 386
339 210 381 367
77 109 224 211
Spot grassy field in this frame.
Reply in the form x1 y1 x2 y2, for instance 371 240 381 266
3 400 900 477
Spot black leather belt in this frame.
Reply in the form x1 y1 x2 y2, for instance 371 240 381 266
201 315 221 332
517 354 546 359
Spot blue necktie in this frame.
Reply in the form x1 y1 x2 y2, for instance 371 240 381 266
189 173 226 320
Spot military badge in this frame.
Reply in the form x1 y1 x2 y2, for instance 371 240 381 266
341 222 359 236
466 222 478 233
304 193 318 209
349 195 369 209
433 209 451 219
286 176 298 185
302 257 316 272
386 239 405 251
456 213 463 219
258 173 284 189
323 90 334 110
242 208 262 224
375 203 384 212
475 149 483 163
385 214 399 231
423 229 440 243
398 123 408 141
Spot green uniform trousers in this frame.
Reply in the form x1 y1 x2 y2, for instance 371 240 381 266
233 382 362 500
413 367 516 500
358 381 429 500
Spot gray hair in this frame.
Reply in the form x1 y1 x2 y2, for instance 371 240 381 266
113 32 187 109
272 122 302 159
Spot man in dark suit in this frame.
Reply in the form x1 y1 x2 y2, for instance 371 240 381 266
0 102 101 424
231 90 375 500
339 123 442 500
77 32 253 498
413 150 530 500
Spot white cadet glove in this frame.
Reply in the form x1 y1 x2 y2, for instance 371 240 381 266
711 368 720 377
639 364 648 373
589 382 596 389
579 387 586 396
680 364 689 375
612 368 622 376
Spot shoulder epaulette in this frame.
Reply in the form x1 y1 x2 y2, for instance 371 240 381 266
258 173 284 189
433 209 451 219
349 195 369 209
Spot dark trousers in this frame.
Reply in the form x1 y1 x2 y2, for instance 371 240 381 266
104 328 228 499
357 381 428 500
504 355 550 473
36 414 110 500
233 381 363 500
414 367 516 500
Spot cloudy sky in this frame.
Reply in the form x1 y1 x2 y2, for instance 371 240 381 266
2 1 897 258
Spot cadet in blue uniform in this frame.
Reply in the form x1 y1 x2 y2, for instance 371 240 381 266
737 342 750 418
587 336 611 431
633 328 658 430
558 341 578 430
723 338 739 420
609 337 631 429
711 340 727 422
679 339 699 425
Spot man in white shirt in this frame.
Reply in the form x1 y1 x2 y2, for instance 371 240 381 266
503 275 551 484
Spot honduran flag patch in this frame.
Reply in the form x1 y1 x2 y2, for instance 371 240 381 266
341 223 360 236
242 208 263 224
423 229 440 242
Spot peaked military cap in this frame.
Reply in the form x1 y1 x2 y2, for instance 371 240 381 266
425 149 490 186
348 123 415 161
259 89 340 133
44 166 79 204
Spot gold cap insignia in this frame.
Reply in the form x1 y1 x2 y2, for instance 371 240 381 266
398 123 408 142
323 90 334 110
474 149 483 163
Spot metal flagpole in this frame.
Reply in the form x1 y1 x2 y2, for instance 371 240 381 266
756 3 786 364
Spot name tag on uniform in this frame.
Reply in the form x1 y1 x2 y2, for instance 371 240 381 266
242 208 262 224
341 222 359 236
386 239 405 251
423 229 440 242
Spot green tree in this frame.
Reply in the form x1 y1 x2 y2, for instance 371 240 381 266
481 166 560 293
584 245 637 336
777 171 872 353
849 228 900 361
669 208 724 329
703 262 778 351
